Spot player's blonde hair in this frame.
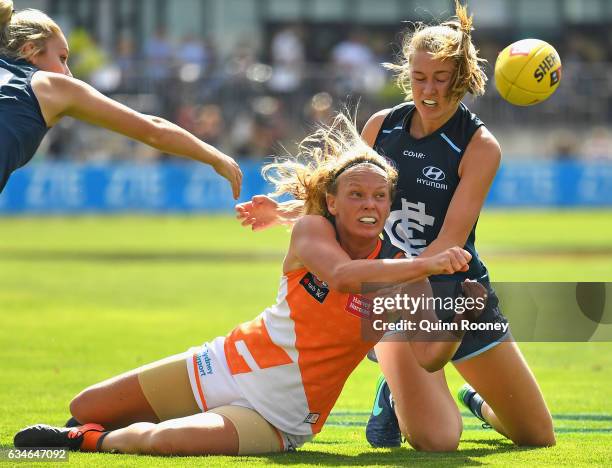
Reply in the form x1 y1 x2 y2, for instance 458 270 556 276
263 113 398 218
386 0 487 102
0 0 62 61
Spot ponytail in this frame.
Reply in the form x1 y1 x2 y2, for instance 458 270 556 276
439 0 487 100
386 0 487 102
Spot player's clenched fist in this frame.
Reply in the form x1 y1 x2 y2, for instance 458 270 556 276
426 247 472 275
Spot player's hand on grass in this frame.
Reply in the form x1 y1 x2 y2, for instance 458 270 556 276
212 153 242 200
235 195 281 231
427 247 472 275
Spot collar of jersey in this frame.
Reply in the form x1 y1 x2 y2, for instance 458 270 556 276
401 102 464 144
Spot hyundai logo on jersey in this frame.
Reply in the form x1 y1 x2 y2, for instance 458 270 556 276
422 166 446 181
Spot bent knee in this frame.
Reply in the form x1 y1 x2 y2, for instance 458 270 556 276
69 389 91 422
513 430 556 448
404 429 461 452
511 415 556 447
69 387 104 423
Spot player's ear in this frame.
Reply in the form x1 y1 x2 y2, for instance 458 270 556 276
19 41 38 61
326 192 338 216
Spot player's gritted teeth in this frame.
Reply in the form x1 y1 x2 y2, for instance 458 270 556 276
359 217 377 225
423 99 438 108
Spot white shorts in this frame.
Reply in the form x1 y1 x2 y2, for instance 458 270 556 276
185 336 313 451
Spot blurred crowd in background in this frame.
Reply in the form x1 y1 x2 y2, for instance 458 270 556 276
39 21 612 163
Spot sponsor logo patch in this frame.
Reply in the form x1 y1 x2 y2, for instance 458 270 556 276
403 150 426 159
417 166 448 190
300 272 329 303
304 413 320 424
422 166 445 181
196 348 214 376
345 294 373 319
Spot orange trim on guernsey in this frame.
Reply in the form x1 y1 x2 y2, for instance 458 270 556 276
192 354 209 411
368 238 382 260
225 317 293 375
272 426 285 451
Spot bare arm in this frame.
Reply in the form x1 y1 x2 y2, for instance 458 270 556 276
285 215 471 293
31 72 242 199
360 108 390 146
419 127 501 258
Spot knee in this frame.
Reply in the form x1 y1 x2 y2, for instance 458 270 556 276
69 390 88 422
513 427 556 447
404 427 461 452
512 414 556 447
69 388 98 423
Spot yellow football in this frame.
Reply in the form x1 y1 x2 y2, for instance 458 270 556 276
494 39 562 106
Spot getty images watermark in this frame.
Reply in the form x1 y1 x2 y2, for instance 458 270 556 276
370 291 508 334
358 281 612 342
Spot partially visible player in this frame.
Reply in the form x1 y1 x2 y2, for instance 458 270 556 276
14 114 478 456
0 0 241 196
236 0 555 452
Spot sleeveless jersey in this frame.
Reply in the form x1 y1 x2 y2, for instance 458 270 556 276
222 237 403 436
374 101 487 280
0 56 48 193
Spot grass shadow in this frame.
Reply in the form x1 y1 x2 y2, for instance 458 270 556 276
260 441 545 467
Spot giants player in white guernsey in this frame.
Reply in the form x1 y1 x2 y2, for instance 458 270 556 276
15 115 479 456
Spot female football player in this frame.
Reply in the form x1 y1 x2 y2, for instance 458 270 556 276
14 114 480 455
235 0 555 451
0 0 241 197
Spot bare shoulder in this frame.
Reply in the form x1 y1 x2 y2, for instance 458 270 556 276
361 108 392 146
468 126 501 158
292 214 335 239
460 126 501 177
31 71 81 93
30 72 75 126
285 215 335 272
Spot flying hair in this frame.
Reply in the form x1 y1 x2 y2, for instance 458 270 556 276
263 113 398 219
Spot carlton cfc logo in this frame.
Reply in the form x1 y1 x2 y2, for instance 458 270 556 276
422 166 446 181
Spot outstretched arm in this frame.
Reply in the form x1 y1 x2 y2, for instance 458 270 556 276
31 72 242 199
285 215 471 293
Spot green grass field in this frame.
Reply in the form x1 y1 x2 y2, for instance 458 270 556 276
1 210 611 467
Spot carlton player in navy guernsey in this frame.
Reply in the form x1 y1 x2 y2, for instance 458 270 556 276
0 1 240 196
374 100 486 280
237 0 555 454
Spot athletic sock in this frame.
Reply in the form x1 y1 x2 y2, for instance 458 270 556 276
66 423 106 452
465 391 486 422
80 429 109 452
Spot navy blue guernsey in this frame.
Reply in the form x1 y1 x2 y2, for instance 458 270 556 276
0 56 48 193
374 101 487 280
